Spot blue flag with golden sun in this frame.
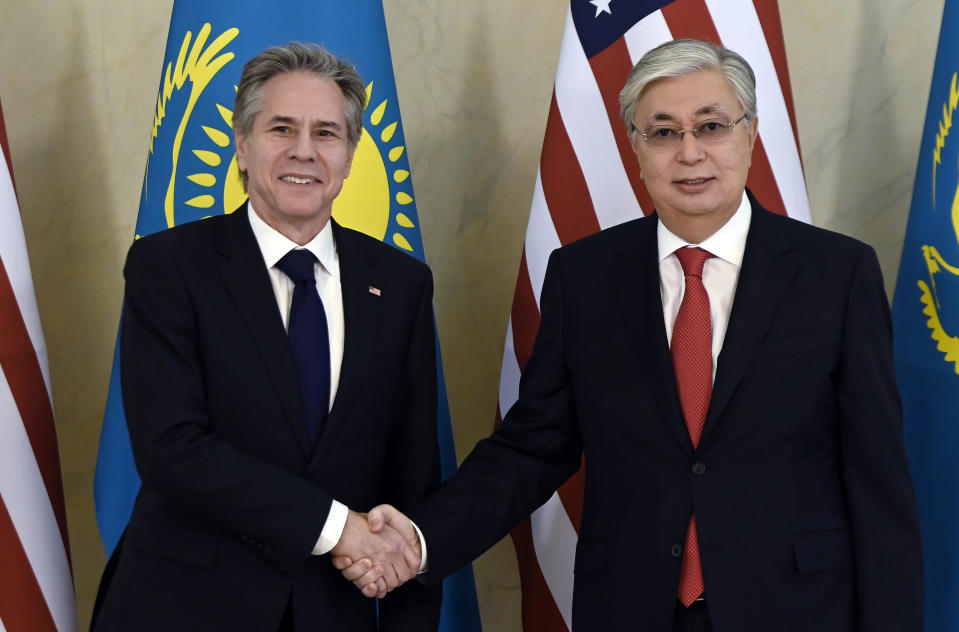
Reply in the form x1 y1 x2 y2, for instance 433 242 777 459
893 1 959 629
93 2 481 629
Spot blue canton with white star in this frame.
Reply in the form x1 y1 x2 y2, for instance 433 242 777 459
572 0 674 58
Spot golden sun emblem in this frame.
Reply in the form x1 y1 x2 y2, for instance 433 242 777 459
182 103 246 215
334 81 419 252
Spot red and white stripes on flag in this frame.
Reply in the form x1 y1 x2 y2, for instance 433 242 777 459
0 100 76 632
498 2 808 629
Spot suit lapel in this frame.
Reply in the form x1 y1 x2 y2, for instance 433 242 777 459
315 222 380 457
701 203 799 446
609 214 691 450
215 206 311 456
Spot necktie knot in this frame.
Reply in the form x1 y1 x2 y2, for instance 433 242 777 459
276 249 317 285
674 247 713 278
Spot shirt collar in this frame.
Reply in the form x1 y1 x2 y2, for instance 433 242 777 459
657 192 752 266
247 201 338 275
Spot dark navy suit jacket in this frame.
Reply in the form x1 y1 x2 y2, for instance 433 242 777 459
411 194 923 631
94 205 442 631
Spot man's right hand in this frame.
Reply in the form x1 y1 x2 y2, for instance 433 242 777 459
331 504 419 598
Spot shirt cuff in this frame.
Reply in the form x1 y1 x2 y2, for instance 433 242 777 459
410 519 428 573
312 499 348 555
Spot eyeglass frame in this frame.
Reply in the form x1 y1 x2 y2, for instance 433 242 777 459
637 113 750 148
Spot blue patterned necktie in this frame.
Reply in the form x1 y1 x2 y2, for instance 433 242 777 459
276 249 330 450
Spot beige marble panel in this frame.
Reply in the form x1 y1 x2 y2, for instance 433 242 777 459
780 0 944 296
0 0 945 630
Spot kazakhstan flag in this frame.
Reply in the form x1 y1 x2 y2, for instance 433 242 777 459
93 2 481 629
894 1 959 629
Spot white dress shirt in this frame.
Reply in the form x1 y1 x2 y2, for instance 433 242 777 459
658 193 752 380
247 204 349 555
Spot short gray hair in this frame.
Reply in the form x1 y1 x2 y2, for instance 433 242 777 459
233 41 366 148
619 39 757 138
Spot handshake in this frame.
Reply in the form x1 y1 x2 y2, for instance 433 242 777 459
329 504 420 599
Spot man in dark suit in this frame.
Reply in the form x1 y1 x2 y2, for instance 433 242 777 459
93 42 441 631
338 39 923 631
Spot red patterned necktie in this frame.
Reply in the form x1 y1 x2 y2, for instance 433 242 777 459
671 247 713 606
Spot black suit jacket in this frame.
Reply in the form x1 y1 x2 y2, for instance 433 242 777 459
94 205 442 631
411 194 923 631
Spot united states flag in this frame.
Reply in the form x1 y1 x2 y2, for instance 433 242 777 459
0 99 76 632
497 1 808 629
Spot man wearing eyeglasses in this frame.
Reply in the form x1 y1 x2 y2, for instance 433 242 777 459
336 38 923 631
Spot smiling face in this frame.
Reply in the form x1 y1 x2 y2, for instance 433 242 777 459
630 69 757 243
236 71 355 244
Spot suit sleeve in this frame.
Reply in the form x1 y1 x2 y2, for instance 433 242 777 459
377 265 443 631
838 245 924 629
121 236 332 570
408 249 584 583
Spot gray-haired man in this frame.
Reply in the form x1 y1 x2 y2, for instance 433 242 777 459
93 42 441 632
341 38 923 632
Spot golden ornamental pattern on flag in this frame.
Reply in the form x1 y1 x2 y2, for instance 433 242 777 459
893 1 959 629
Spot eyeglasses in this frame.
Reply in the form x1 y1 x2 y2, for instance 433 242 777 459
638 114 749 150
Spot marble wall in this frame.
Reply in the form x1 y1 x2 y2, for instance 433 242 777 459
0 0 944 628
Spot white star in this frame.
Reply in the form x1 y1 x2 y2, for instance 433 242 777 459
590 0 612 17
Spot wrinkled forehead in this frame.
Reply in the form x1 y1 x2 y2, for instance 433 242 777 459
634 71 742 124
646 103 734 124
255 72 347 119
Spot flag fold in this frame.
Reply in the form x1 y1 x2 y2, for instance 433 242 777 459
0 98 76 632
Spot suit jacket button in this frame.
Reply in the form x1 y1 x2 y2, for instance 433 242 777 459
671 544 683 558
691 462 706 476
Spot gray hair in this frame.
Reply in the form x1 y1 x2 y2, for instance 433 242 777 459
233 42 366 167
619 39 757 138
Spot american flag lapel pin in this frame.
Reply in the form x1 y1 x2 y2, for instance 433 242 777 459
368 285 381 296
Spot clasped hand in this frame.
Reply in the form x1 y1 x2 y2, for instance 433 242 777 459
330 505 419 599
